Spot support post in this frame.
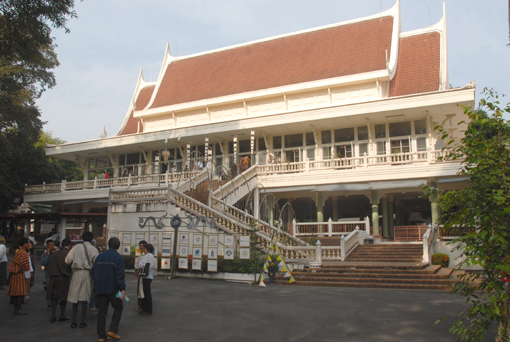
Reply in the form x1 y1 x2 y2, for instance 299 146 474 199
60 217 67 242
253 188 259 220
340 235 346 261
332 197 338 221
388 196 394 239
371 189 380 236
382 197 388 238
328 218 333 237
316 192 323 234
365 216 370 235
430 181 439 225
292 219 297 236
315 240 322 265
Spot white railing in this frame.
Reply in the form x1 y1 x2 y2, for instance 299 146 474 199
26 150 454 195
294 217 371 237
212 165 258 200
25 171 200 194
176 169 209 193
422 224 438 264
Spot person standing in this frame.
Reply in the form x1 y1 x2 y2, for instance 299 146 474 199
47 238 72 323
40 239 56 309
66 231 99 328
231 161 238 178
24 242 35 300
138 243 155 316
135 240 147 311
7 238 30 315
268 261 276 286
91 237 126 341
0 236 8 291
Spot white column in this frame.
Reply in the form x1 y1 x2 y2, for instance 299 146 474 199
253 187 259 220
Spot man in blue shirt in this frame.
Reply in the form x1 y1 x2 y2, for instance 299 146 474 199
90 237 126 342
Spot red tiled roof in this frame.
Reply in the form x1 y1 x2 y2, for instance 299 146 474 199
119 85 155 135
151 17 394 108
388 32 440 97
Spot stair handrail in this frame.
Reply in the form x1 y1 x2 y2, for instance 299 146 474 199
422 224 438 264
340 227 366 261
210 196 309 247
176 169 209 193
168 187 317 260
212 165 258 200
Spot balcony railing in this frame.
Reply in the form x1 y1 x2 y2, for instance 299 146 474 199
25 150 456 195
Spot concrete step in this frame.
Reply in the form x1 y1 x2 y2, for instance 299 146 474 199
272 279 452 291
286 276 455 286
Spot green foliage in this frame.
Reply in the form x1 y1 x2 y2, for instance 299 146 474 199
431 253 450 268
0 1 78 213
424 88 510 342
185 254 266 274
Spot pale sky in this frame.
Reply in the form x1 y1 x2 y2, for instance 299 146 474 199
36 0 510 143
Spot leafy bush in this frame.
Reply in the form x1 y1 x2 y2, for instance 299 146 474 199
184 254 266 274
123 255 136 269
431 253 449 268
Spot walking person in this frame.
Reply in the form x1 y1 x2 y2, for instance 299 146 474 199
90 237 126 341
7 238 31 315
47 238 72 323
0 236 8 290
135 240 147 311
40 239 56 309
268 261 276 286
65 231 99 328
24 242 34 300
137 243 155 316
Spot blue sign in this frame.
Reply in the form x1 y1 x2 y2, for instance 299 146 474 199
170 215 182 230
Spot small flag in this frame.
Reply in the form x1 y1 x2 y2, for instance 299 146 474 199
284 272 291 278
282 265 288 272
267 255 272 261
277 255 282 261
259 274 266 287
289 276 296 284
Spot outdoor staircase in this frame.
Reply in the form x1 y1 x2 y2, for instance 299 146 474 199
346 244 423 263
185 179 229 204
273 244 460 290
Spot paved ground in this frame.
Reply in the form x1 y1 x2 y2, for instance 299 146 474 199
0 262 496 342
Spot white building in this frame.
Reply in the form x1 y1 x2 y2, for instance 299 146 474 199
23 1 474 264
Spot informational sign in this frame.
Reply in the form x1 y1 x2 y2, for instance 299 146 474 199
224 248 234 260
209 235 218 246
208 248 217 259
179 246 188 257
240 248 250 260
193 248 202 258
240 235 250 247
179 233 189 244
224 236 234 246
207 259 217 272
192 259 202 271
161 246 171 257
123 234 131 244
193 234 203 246
178 258 188 270
162 234 171 244
161 258 170 270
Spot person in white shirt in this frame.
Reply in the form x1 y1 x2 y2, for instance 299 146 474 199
137 244 155 316
0 236 7 290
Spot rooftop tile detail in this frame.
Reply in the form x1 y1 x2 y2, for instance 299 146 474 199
119 85 155 135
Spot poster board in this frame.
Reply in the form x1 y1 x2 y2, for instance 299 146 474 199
208 248 218 259
208 235 218 246
193 234 203 246
161 258 170 270
179 233 189 244
240 248 250 260
240 235 250 247
224 235 234 247
207 259 217 272
178 258 188 270
122 234 131 245
122 246 130 256
224 248 234 260
161 246 171 257
149 234 158 244
192 247 202 259
192 259 202 271
179 246 188 257
163 234 172 244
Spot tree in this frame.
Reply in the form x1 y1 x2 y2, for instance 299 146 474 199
428 88 510 341
0 1 78 213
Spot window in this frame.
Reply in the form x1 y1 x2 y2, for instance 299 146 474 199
323 146 332 159
258 137 266 151
417 137 427 151
126 153 140 165
321 130 331 144
334 128 354 142
306 148 315 161
377 141 387 155
215 143 222 155
389 121 411 137
391 139 410 154
176 148 182 159
239 139 250 153
375 124 386 139
273 136 282 149
118 155 125 166
336 145 352 158
198 145 205 156
284 134 303 148
415 119 427 134
359 143 368 156
357 126 368 140
88 158 95 169
305 132 315 146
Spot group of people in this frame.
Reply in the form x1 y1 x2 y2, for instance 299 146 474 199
3 233 137 342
